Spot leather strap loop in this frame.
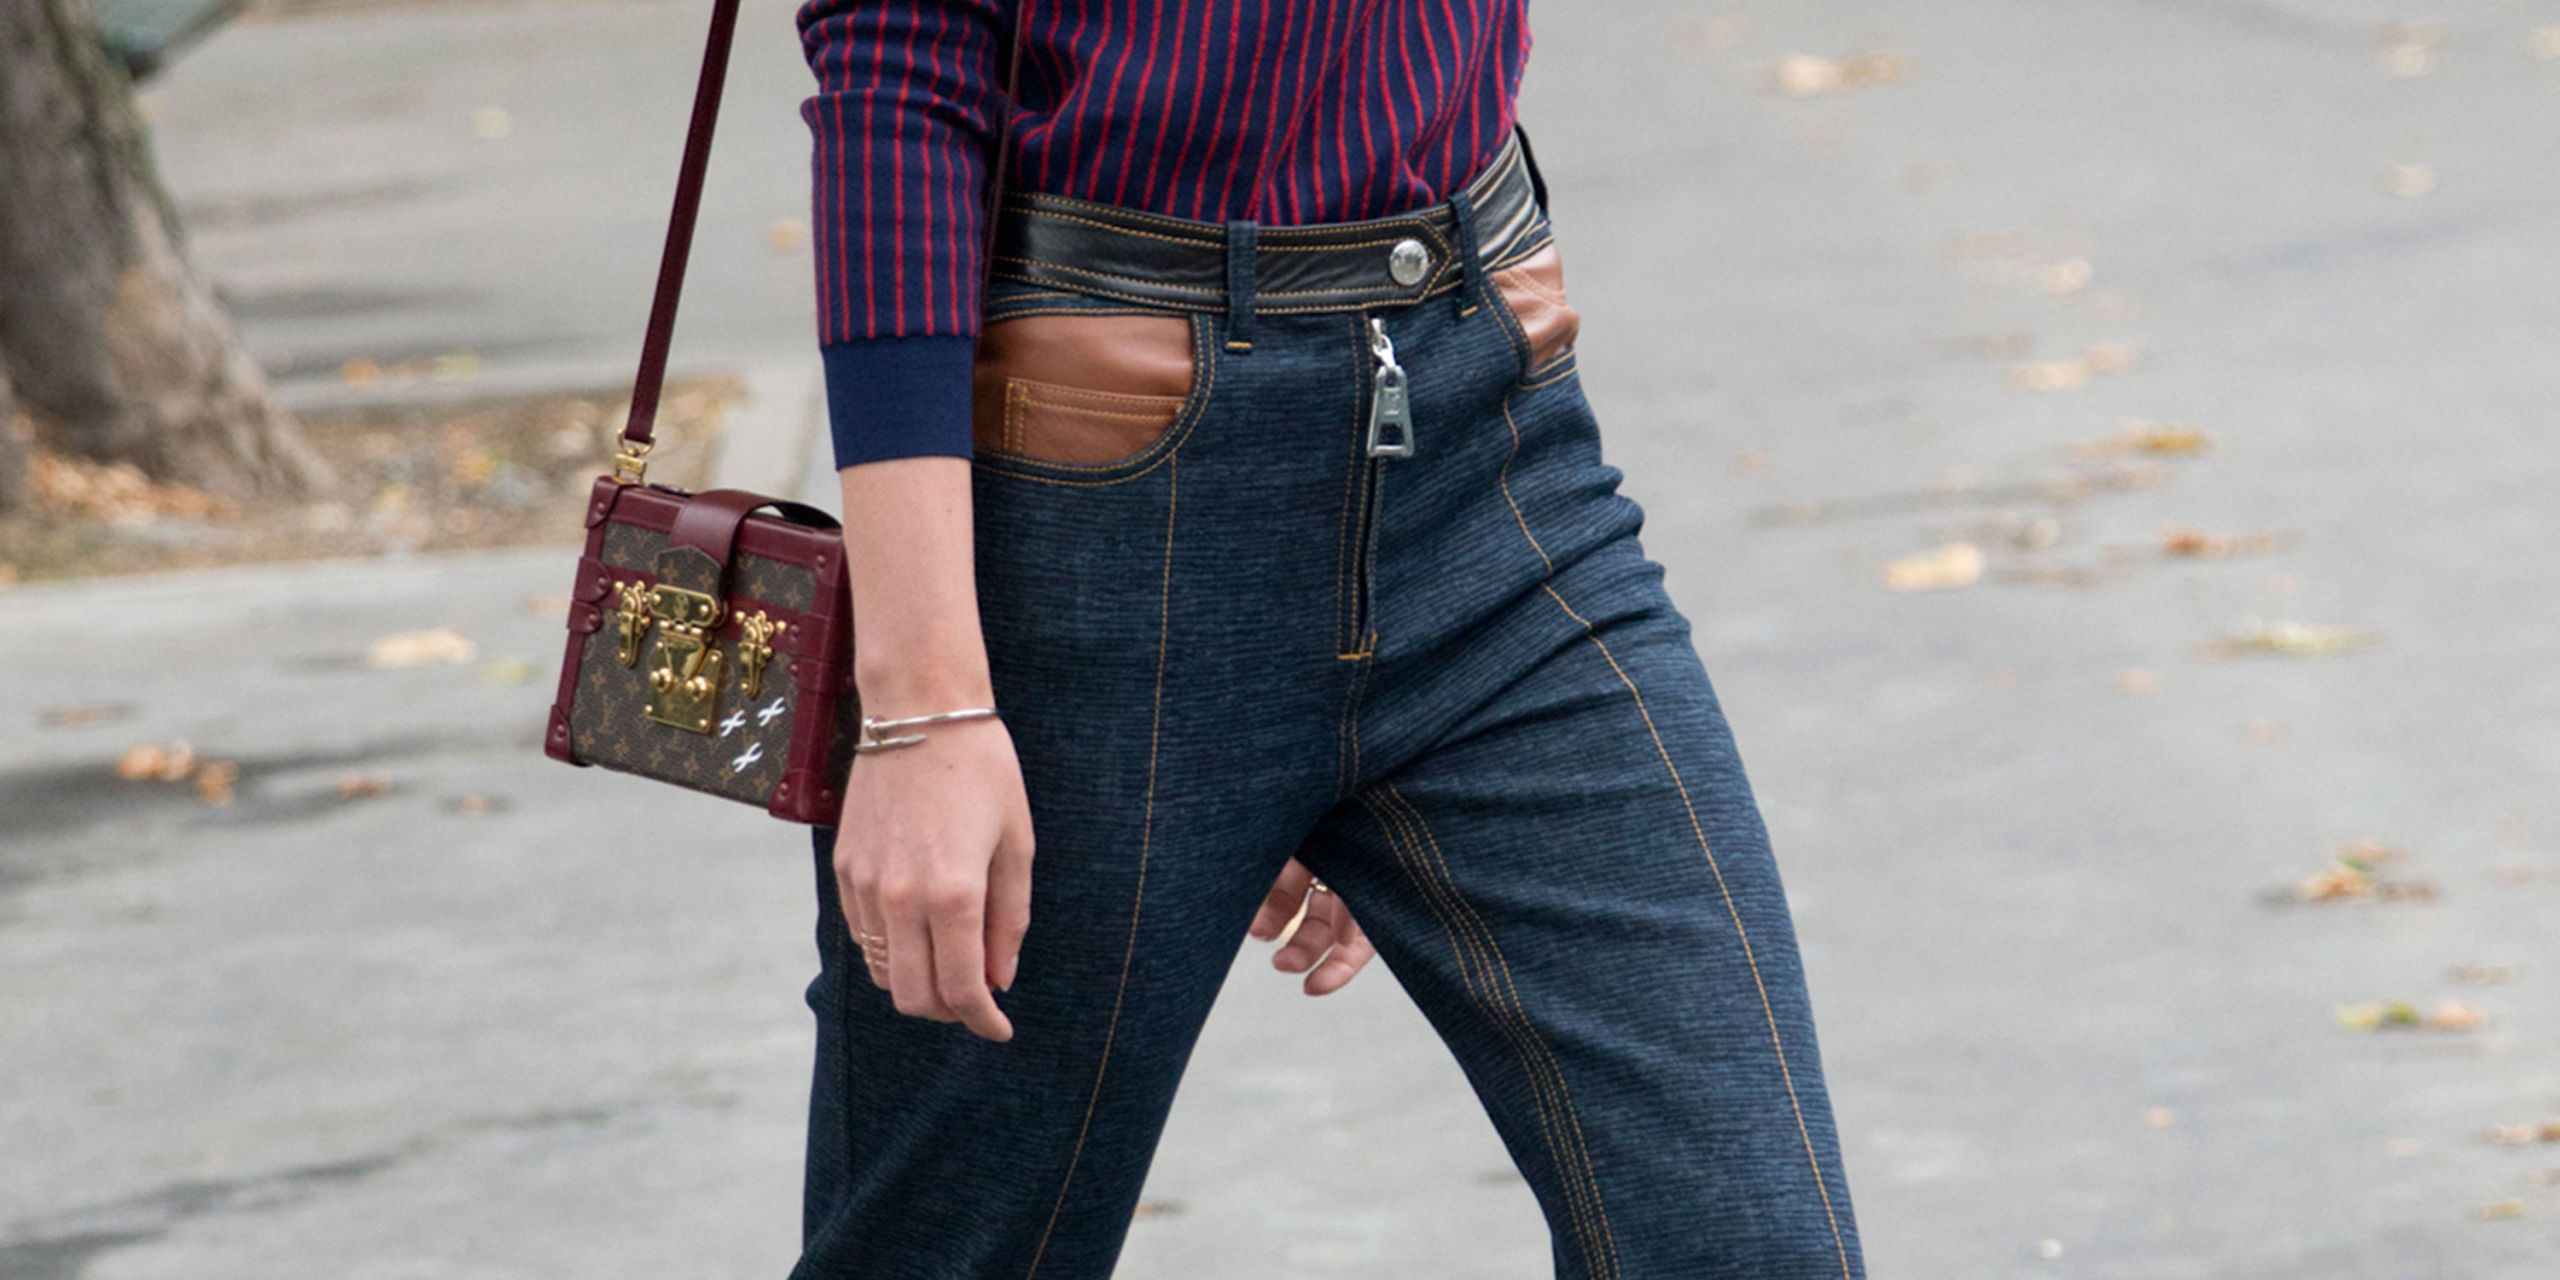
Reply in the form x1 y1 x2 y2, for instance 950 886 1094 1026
667 487 840 575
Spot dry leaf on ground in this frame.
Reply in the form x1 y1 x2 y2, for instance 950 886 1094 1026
195 761 240 806
2161 526 2286 558
2450 962 2514 986
368 628 479 669
115 741 196 783
2478 1199 2524 1221
2202 620 2376 659
2488 1121 2560 1146
1882 542 1984 592
1773 50 1908 96
336 774 390 800
41 703 133 729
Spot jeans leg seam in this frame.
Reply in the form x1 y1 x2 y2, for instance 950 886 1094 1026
1022 454 1180 1279
1532 582 1856 1280
1376 784 1622 1280
1360 790 1608 1278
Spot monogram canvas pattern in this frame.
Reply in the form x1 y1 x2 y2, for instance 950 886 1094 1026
569 514 859 814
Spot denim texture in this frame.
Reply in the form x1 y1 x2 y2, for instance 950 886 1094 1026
796 210 1864 1280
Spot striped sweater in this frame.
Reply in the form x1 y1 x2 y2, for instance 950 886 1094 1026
797 0 1532 465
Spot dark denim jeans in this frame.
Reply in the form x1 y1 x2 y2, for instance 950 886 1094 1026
796 189 1863 1280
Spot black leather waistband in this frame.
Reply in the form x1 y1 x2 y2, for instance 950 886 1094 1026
988 131 1548 315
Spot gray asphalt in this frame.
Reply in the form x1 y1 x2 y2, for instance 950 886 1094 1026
7 0 2559 1276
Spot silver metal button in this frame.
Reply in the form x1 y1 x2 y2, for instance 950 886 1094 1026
1388 238 1431 287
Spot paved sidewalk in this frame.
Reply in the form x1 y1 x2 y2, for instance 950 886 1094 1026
7 1 2560 1277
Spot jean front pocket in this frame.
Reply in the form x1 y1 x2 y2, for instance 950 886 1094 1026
1487 236 1582 385
969 308 1215 482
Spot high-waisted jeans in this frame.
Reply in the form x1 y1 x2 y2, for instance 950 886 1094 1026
796 140 1865 1280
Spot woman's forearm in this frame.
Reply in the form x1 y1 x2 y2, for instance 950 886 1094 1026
837 456 992 712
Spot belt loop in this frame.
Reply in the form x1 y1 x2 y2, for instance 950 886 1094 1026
1224 219 1257 353
1448 192 1487 320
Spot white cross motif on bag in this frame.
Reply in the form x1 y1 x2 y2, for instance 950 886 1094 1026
730 741 764 774
757 696 788 727
716 709 747 738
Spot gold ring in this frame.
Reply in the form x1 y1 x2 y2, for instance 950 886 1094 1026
1309 879 1333 896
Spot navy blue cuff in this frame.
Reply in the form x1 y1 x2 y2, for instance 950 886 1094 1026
822 336 977 469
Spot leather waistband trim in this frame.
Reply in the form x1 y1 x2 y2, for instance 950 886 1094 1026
989 132 1546 316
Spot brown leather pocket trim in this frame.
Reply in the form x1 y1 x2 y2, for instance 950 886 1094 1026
972 312 1196 465
1491 242 1580 378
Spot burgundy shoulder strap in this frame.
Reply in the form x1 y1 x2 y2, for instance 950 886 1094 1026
620 0 1026 453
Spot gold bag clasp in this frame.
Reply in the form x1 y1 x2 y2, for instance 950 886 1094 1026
642 584 725 733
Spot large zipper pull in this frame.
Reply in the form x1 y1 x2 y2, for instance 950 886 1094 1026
1364 317 1415 459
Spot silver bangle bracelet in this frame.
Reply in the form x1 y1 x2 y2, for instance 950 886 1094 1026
854 706 1001 754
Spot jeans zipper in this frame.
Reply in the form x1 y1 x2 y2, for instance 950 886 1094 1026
1345 317 1412 655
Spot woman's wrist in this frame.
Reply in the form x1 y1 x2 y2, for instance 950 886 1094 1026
854 640 994 715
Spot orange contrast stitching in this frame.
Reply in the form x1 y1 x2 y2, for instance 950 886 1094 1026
1021 453 1180 1278
1363 788 1619 1279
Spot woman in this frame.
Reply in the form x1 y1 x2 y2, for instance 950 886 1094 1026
795 3 1864 1276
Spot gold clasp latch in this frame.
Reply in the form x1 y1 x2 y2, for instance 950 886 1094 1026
642 584 725 732
736 611 786 700
610 580 655 667
612 434 653 484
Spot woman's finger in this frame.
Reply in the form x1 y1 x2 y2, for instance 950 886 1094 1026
881 880 954 1022
835 842 893 992
1272 900 1337 974
929 875 1013 1042
984 816 1034 993
1249 858 1314 941
1303 908 1376 996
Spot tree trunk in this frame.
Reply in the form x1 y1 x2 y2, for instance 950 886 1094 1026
0 364 29 514
0 0 328 506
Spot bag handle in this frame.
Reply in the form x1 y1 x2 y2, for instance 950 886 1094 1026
615 0 1026 482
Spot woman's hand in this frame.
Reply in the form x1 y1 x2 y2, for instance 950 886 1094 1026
1249 858 1377 996
833 714 1033 1041
831 455 1028 1042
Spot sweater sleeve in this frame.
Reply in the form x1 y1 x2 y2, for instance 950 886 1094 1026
798 0 1009 468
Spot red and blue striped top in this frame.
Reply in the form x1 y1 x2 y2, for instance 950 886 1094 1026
797 0 1533 465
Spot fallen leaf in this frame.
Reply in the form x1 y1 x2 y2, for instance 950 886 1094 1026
195 761 240 806
2007 359 2091 392
2143 1106 2176 1130
2381 161 2438 199
2487 1121 2560 1146
336 773 390 800
115 741 196 783
2450 962 2514 986
2039 258 2093 295
471 106 512 140
1882 542 1985 592
367 628 478 669
2161 525 2285 558
2115 668 2162 694
1773 49 1907 97
2336 1000 2422 1033
2377 20 2442 77
40 703 133 729
2424 1001 2486 1033
2202 619 2376 659
2526 1169 2560 1188
2533 26 2560 61
2123 423 2211 454
2478 1199 2524 1221
768 218 810 252
444 794 510 816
